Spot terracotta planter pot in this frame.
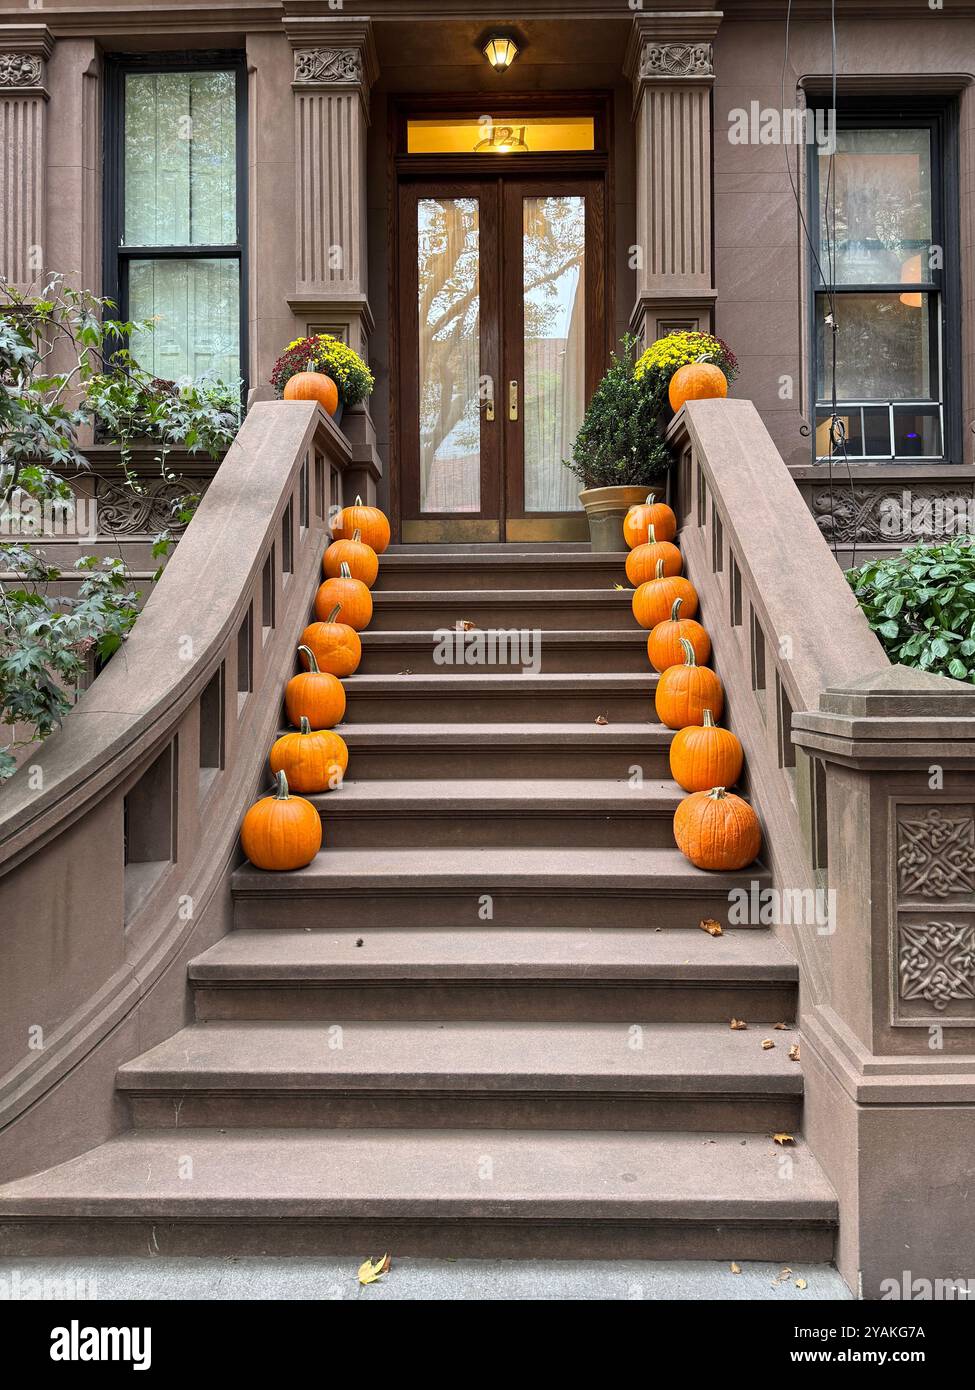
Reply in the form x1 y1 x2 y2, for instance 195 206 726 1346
579 485 663 553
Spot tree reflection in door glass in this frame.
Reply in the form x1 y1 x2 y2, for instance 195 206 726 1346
418 198 481 512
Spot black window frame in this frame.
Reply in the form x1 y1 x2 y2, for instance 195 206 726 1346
103 50 249 397
807 96 961 465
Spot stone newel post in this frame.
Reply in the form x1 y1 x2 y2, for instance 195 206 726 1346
0 24 54 289
624 12 722 345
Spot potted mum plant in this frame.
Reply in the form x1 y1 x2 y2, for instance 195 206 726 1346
270 334 375 423
634 330 739 418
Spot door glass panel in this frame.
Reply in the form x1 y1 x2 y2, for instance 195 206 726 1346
417 197 481 513
522 196 585 512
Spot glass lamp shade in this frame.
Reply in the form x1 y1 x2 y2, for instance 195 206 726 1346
483 37 518 71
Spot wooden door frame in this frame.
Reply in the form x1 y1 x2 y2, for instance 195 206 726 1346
388 91 614 543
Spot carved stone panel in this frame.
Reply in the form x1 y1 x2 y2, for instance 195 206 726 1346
898 917 975 1016
897 806 975 900
810 484 975 545
639 43 713 79
0 53 43 87
293 48 363 87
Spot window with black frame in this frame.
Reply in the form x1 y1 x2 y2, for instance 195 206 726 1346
812 113 954 462
106 57 246 392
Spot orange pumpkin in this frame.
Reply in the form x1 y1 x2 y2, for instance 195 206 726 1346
285 644 346 730
669 360 728 414
647 597 711 672
283 371 339 416
332 494 390 554
626 527 683 586
323 528 379 587
623 496 677 549
669 708 744 793
655 636 724 729
315 561 373 631
240 770 322 871
673 786 761 871
300 606 362 678
632 560 699 630
269 716 349 794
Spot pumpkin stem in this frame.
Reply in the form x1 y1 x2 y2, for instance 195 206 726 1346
300 716 312 735
648 524 657 544
645 493 655 504
352 528 362 543
274 769 291 799
654 559 666 580
298 643 320 674
702 707 715 727
326 603 342 623
354 495 363 505
679 636 697 667
670 596 683 622
707 786 728 800
339 561 352 579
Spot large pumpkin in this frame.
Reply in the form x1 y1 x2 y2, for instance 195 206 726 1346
315 561 373 631
673 785 761 871
623 497 677 549
625 526 682 586
269 716 349 793
283 371 339 416
669 708 744 793
240 770 322 871
323 528 379 588
300 606 362 677
332 494 390 554
647 596 711 672
655 636 724 729
285 644 346 730
669 360 728 414
632 560 699 630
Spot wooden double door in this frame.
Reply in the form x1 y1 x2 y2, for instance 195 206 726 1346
397 173 605 542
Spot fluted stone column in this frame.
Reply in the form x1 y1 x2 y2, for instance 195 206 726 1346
0 24 54 289
624 13 722 344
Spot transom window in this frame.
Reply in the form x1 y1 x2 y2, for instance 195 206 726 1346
811 110 956 462
106 56 246 391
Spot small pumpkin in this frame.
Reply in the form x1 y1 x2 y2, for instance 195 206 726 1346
623 496 677 549
315 561 373 630
626 526 682 586
240 769 322 871
283 371 339 416
285 644 346 730
332 494 390 554
300 606 362 677
323 528 379 588
673 785 761 871
655 636 724 730
269 716 349 793
647 596 711 672
669 708 744 793
632 560 699 630
669 359 728 414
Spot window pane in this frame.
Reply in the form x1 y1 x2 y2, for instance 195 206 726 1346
893 404 941 456
523 195 586 513
815 292 932 399
124 71 237 246
818 128 932 285
129 258 240 383
417 198 480 513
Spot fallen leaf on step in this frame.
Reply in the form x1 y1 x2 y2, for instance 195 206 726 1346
594 714 609 725
730 1262 741 1275
730 1017 748 1030
795 1278 808 1290
772 1267 792 1286
761 1039 775 1050
773 1133 796 1146
699 917 723 937
789 1044 801 1062
614 583 632 591
773 1022 788 1030
358 1253 391 1285
456 619 477 631
397 668 414 675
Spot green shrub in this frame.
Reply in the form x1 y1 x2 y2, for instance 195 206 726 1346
563 335 671 490
847 536 975 683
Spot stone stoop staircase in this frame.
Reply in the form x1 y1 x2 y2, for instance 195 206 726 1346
0 546 838 1262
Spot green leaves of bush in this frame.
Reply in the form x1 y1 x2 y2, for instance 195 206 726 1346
847 536 975 684
563 334 672 490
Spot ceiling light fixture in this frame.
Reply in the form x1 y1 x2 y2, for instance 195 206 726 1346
482 36 518 72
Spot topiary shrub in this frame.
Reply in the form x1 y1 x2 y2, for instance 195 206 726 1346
563 334 671 490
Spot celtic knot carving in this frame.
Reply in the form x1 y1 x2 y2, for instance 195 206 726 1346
640 43 712 78
0 53 43 87
897 809 975 899
293 48 363 85
96 478 201 536
899 920 975 1011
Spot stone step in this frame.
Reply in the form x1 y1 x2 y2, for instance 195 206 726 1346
231 847 769 930
306 778 686 849
190 927 798 1023
357 629 649 674
338 722 675 780
374 552 627 592
0 1129 837 1261
117 1020 804 1132
341 672 656 723
369 589 635 632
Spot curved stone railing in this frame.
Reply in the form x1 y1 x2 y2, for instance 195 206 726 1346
671 398 975 1294
0 399 348 1179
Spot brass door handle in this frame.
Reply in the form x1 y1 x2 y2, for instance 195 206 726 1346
508 379 518 421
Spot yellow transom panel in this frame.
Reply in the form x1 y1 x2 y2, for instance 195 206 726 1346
406 115 596 156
